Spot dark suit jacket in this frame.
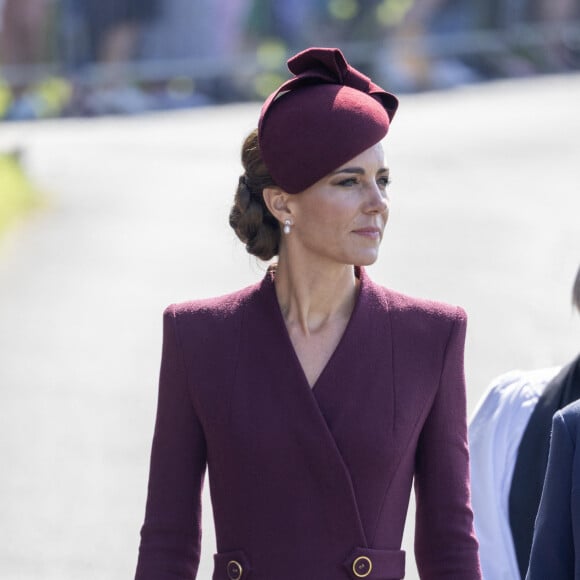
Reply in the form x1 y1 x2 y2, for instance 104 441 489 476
526 399 580 579
134 268 481 580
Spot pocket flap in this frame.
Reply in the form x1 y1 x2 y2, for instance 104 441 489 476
344 547 405 579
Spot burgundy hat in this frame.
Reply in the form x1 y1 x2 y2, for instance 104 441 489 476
258 47 399 194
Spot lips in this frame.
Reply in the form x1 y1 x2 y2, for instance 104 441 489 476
352 227 382 237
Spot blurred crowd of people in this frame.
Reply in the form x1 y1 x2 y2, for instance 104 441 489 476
0 0 579 120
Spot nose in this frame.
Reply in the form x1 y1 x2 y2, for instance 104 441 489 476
364 182 389 215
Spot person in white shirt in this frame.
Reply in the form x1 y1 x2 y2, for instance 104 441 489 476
469 264 580 580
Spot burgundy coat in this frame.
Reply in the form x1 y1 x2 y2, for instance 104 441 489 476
135 268 481 580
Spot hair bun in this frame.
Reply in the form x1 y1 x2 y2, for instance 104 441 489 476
229 130 280 261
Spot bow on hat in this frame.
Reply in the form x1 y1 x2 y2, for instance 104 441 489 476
268 47 398 121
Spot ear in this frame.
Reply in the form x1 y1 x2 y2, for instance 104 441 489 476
262 186 293 224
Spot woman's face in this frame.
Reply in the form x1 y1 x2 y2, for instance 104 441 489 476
286 142 390 268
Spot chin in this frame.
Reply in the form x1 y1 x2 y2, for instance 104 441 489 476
352 252 380 267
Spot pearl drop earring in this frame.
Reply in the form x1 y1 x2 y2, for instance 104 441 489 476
283 219 292 235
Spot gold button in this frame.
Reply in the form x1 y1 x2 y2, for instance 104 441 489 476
227 559 242 580
353 555 372 578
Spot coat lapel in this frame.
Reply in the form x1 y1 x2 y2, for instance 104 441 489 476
223 270 368 547
310 269 400 544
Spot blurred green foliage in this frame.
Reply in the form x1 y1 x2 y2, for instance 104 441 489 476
0 153 43 239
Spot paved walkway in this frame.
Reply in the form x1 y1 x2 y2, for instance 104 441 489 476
1 74 579 579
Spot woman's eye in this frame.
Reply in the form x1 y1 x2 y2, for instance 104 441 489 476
337 177 358 187
377 176 391 188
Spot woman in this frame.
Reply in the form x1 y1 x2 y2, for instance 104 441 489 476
526 268 580 580
134 47 481 580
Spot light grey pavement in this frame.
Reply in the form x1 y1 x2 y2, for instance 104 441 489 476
0 74 579 580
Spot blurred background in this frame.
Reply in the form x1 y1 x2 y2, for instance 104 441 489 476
0 0 579 120
1 2 579 580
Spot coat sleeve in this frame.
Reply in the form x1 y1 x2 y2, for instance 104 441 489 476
414 307 482 579
526 411 575 579
135 306 207 580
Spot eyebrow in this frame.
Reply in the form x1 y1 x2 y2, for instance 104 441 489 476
331 167 389 175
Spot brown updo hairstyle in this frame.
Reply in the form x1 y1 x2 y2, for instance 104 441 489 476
229 129 281 261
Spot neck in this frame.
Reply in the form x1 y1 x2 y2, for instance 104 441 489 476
272 254 359 336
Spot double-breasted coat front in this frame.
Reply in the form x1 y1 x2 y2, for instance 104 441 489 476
135 268 481 580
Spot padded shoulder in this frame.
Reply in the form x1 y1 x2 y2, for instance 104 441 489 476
164 281 260 328
370 282 466 333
